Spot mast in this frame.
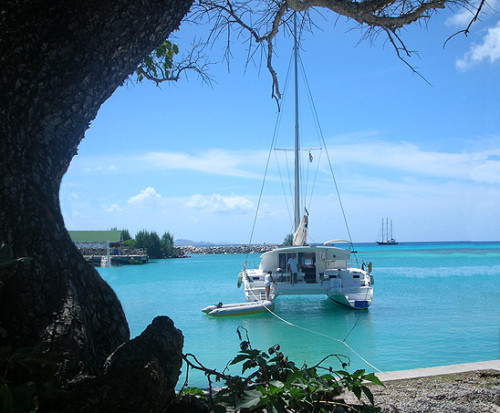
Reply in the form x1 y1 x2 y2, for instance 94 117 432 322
293 12 301 231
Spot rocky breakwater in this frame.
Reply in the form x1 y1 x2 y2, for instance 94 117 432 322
178 244 279 255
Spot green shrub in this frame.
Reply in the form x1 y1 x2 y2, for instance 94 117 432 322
120 239 137 248
181 327 384 412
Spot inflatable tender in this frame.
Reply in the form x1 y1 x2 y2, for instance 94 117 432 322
202 300 273 317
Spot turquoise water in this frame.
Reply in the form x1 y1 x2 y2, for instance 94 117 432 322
99 242 500 388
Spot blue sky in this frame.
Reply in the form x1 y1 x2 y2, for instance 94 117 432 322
60 4 500 244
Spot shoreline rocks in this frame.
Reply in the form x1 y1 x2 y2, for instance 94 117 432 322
365 370 500 412
177 244 279 255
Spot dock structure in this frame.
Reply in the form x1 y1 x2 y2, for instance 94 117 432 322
83 253 149 266
69 230 149 266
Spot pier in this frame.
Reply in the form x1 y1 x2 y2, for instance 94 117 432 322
79 247 149 266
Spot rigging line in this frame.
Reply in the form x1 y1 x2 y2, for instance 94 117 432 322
245 110 283 262
292 56 323 224
343 285 374 342
275 149 294 232
306 149 322 215
295 56 323 219
300 60 355 247
283 149 294 210
276 51 297 231
299 55 323 153
245 46 295 258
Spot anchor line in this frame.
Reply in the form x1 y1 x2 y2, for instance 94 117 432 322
246 287 382 373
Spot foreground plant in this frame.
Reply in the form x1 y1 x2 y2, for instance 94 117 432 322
180 327 384 412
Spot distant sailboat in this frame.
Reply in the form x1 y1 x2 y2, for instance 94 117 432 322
377 218 398 245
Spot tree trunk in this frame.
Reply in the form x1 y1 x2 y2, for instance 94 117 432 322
0 0 193 382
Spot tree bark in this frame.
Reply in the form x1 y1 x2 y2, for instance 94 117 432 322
0 0 193 383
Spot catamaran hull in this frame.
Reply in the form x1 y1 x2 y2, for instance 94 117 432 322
239 245 374 310
328 288 373 309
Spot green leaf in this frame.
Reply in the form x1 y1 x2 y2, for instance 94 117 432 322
361 385 375 405
269 380 284 389
256 355 268 365
242 359 254 373
352 369 366 379
180 387 206 398
236 389 263 410
266 399 286 413
363 372 385 387
352 385 362 400
229 354 249 366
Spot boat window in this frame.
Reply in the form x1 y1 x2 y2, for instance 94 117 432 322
278 254 287 269
279 253 301 270
300 253 315 267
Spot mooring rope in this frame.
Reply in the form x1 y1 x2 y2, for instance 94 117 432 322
247 287 382 373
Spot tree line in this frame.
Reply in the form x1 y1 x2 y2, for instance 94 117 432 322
117 229 178 259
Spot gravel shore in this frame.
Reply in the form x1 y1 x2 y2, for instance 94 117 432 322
363 370 500 412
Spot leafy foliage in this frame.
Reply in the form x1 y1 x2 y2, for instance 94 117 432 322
135 230 163 259
134 230 178 258
120 239 137 248
282 233 294 246
136 41 180 84
161 231 176 258
180 327 384 412
120 229 132 242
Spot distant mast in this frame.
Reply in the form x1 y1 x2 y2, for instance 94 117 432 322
377 217 398 245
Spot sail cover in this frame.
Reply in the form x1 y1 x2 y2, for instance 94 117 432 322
293 215 309 246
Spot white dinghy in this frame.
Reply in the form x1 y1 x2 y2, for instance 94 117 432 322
202 300 274 317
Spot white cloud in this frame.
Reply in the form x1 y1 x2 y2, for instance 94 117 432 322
325 140 500 184
68 136 500 187
105 203 122 213
446 5 478 27
127 187 162 206
446 0 500 27
186 194 253 214
456 20 500 70
83 164 119 173
72 149 266 179
140 149 264 179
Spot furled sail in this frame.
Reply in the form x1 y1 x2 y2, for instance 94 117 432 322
293 215 309 246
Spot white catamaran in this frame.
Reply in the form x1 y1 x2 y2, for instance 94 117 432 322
234 15 374 311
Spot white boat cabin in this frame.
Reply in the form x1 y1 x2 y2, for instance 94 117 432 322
260 245 350 282
240 245 373 309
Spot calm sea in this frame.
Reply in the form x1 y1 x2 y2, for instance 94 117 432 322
98 241 500 388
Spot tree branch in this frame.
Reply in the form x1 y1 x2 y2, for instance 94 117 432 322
444 0 488 47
